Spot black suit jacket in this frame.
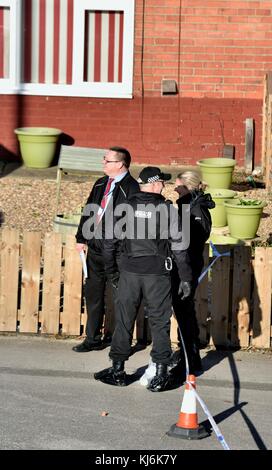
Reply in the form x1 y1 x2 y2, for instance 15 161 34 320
75 172 139 254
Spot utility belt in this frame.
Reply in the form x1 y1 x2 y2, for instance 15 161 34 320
124 250 173 272
164 256 173 271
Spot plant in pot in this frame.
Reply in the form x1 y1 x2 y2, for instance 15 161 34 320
14 127 62 168
197 157 236 189
207 188 237 227
224 198 267 239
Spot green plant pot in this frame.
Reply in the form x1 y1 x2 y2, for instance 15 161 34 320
197 158 236 189
15 127 62 168
207 188 237 227
207 233 244 256
53 212 81 243
224 199 266 239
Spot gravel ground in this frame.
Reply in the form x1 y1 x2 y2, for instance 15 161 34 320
0 171 271 245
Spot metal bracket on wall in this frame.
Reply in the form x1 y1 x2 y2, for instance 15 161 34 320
161 79 178 95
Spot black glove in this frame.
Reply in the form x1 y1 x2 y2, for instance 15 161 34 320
107 272 120 289
178 281 192 300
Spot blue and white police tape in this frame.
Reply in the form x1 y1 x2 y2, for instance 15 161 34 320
188 379 231 450
197 241 231 285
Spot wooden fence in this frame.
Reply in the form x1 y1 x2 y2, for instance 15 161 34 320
0 229 271 348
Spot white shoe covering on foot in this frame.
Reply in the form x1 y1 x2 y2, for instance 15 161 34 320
139 358 156 386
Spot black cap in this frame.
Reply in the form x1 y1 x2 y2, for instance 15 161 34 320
137 166 172 184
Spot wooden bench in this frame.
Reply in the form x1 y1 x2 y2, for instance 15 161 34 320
56 145 106 210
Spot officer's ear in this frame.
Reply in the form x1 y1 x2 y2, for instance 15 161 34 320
116 160 124 170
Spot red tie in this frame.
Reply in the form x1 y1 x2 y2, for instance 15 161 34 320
100 177 114 210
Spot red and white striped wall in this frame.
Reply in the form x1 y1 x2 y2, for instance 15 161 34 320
21 0 123 85
0 6 10 79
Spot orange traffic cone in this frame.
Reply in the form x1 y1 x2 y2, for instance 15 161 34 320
167 375 209 440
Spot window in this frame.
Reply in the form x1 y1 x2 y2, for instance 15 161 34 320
0 0 135 98
0 0 20 92
0 4 10 79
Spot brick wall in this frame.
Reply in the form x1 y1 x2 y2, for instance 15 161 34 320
134 0 272 99
1 0 272 166
1 94 261 166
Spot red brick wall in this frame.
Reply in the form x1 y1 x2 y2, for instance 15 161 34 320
0 94 261 166
134 0 272 99
1 0 272 167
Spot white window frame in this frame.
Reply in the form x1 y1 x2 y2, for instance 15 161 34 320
0 0 21 92
0 0 135 98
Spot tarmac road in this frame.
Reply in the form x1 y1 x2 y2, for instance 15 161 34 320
0 335 271 452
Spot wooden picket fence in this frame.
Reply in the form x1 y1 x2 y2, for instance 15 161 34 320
0 228 271 348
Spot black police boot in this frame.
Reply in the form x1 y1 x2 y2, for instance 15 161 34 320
72 339 103 353
147 363 170 392
94 361 127 386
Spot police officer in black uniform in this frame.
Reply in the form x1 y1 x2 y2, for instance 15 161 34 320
94 167 193 391
171 171 215 374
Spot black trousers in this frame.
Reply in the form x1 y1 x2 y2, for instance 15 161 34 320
84 251 117 343
171 263 201 361
109 271 172 364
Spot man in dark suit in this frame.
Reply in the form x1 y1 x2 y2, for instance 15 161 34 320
73 147 139 352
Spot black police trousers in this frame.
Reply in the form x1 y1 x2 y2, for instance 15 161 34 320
84 251 116 343
109 270 173 364
171 263 201 360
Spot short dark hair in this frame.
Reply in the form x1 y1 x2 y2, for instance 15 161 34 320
110 146 131 168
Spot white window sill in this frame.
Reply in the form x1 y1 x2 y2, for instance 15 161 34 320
0 84 133 99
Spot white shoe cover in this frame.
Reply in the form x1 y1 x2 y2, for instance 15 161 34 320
139 358 156 386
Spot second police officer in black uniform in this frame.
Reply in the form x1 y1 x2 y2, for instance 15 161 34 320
94 167 193 392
